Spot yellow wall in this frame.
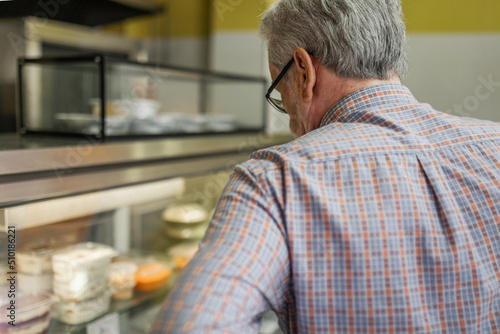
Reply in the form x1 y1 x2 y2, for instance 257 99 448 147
211 0 268 31
107 1 500 38
106 0 271 37
402 0 500 33
106 0 209 38
212 0 500 33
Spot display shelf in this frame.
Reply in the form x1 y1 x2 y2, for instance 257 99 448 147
0 133 293 211
0 178 184 231
0 133 293 330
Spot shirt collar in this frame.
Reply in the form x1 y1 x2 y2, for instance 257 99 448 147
320 84 418 127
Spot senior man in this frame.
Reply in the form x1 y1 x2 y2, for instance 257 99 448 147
153 0 500 332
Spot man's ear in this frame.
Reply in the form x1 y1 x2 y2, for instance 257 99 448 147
293 47 316 101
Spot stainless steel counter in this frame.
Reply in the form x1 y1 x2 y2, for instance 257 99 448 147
0 133 293 208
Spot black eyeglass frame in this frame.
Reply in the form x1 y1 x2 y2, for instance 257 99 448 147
265 57 295 114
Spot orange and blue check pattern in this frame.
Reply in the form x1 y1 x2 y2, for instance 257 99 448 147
152 84 500 333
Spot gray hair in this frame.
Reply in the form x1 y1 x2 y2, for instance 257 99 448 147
260 0 408 80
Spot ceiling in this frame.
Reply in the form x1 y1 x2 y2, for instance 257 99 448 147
0 0 163 26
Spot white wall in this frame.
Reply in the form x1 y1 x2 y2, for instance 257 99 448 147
403 34 500 122
142 37 208 69
209 31 290 134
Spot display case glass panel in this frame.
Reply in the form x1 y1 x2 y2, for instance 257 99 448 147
18 55 267 139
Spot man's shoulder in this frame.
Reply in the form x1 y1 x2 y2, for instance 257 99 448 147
243 125 366 171
244 111 500 174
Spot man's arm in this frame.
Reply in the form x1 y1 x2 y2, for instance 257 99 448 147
151 165 290 333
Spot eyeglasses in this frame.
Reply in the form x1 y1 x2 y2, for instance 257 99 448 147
265 57 295 114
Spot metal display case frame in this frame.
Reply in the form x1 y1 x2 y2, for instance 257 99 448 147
18 54 268 141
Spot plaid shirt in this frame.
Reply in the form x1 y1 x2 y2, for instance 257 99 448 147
152 84 500 333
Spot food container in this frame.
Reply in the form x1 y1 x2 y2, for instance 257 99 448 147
131 113 220 135
18 273 52 294
51 242 117 283
89 98 131 118
178 114 207 133
0 293 54 334
168 243 199 270
135 262 172 292
56 113 131 136
164 222 208 240
104 117 132 136
109 261 138 300
162 203 210 240
130 118 164 135
53 275 108 302
162 203 208 224
153 113 186 133
52 292 111 325
16 245 63 275
128 98 160 119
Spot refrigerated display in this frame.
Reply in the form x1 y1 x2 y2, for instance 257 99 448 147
0 133 291 333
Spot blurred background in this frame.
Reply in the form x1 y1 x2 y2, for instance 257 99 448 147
1 0 499 135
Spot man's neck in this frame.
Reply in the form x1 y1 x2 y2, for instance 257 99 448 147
307 71 401 132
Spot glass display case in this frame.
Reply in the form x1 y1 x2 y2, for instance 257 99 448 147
0 133 291 333
18 55 267 140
